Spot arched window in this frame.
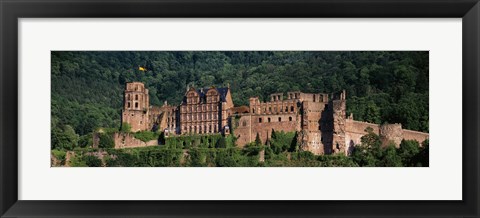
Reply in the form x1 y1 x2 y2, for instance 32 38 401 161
268 117 271 122
290 106 294 112
127 102 131 108
127 94 131 100
278 117 281 122
259 118 262 123
135 102 138 108
135 95 138 100
252 108 255 114
289 116 292 121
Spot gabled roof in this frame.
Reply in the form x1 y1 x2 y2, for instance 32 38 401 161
182 87 230 104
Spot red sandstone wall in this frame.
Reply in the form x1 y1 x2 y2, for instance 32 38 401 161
113 133 158 149
122 110 149 132
301 101 326 155
345 120 380 148
403 129 429 145
345 120 429 148
234 114 299 147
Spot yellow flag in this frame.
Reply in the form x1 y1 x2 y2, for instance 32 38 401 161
138 66 147 72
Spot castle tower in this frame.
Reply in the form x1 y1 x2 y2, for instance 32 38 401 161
332 90 347 155
121 82 150 132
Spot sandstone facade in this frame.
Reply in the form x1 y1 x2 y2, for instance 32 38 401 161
121 82 429 155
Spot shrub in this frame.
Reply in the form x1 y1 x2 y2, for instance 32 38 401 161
120 122 131 133
133 131 160 142
98 133 115 148
51 149 67 165
83 155 102 167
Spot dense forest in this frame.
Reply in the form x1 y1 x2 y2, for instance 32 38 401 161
51 51 429 167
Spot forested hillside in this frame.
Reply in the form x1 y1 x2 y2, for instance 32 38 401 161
51 51 428 139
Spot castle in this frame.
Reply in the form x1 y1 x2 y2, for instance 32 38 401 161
121 82 429 155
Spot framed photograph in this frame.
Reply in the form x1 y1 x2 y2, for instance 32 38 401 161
1 0 479 217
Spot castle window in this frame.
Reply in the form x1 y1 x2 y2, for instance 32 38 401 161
128 102 131 108
269 107 271 112
214 126 217 132
268 117 271 122
242 121 247 126
259 118 262 123
135 95 138 100
278 117 281 122
127 94 131 100
252 108 255 114
290 106 294 112
285 106 288 112
135 102 139 108
289 117 292 121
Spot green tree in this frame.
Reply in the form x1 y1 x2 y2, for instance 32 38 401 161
398 140 420 166
83 155 103 167
215 137 227 148
98 133 115 148
52 125 79 150
381 144 403 167
255 133 262 145
120 122 131 133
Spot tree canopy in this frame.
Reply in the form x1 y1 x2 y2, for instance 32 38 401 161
52 51 428 139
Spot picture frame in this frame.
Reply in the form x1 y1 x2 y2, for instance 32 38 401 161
1 0 478 217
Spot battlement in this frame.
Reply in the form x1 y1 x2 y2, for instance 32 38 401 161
119 82 428 155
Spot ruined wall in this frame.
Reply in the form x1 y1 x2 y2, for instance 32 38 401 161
332 97 347 155
122 110 149 132
150 105 177 134
403 129 429 145
379 124 403 147
344 119 380 151
299 101 327 155
122 82 150 132
233 114 299 147
344 120 429 149
113 132 158 149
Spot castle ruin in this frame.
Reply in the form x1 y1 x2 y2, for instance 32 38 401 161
121 82 429 155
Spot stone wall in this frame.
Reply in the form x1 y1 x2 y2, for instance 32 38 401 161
344 120 429 149
113 132 158 149
122 110 149 132
299 101 327 155
345 119 380 150
379 124 403 147
332 98 347 155
233 113 299 147
403 129 429 145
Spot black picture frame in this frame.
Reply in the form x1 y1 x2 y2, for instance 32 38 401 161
1 0 479 217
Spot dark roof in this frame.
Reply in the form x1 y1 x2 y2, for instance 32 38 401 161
182 87 229 104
